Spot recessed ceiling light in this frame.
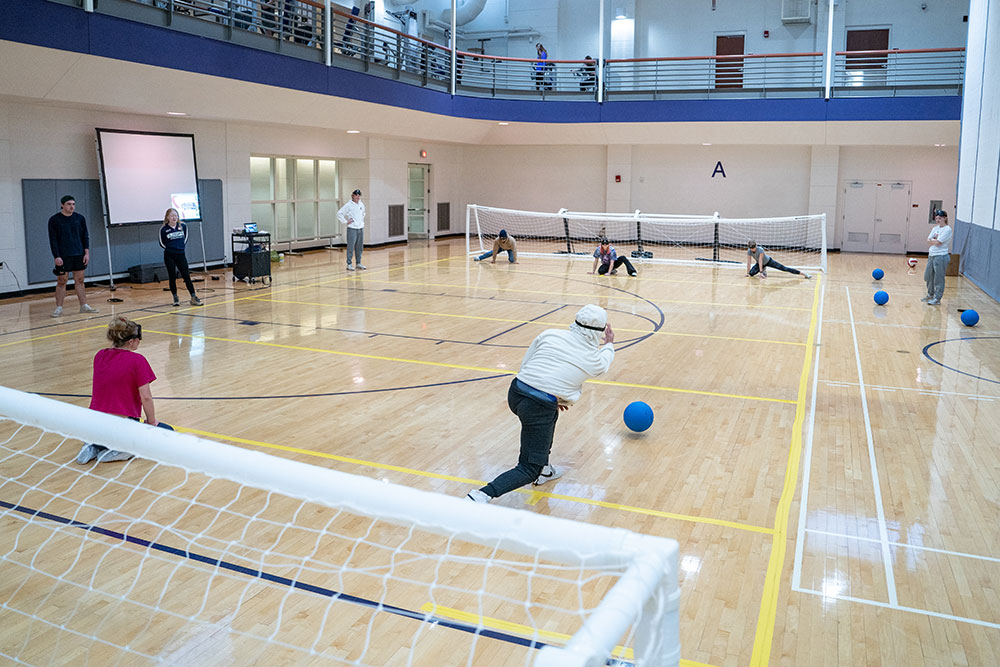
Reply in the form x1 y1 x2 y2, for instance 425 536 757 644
346 130 361 134
167 112 188 116
702 142 713 146
933 143 946 146
498 122 510 126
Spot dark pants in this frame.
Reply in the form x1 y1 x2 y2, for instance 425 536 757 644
597 256 636 275
482 379 559 498
164 251 196 297
749 257 800 276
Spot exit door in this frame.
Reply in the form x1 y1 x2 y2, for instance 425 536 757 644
408 164 429 238
841 180 911 253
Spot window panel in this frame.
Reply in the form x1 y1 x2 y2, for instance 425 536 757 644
296 159 316 199
250 156 273 200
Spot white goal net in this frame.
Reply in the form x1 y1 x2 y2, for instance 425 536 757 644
0 386 679 666
468 205 827 272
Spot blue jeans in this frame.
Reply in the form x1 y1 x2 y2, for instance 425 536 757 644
477 249 514 262
749 257 800 276
482 379 558 498
346 227 364 266
924 254 948 299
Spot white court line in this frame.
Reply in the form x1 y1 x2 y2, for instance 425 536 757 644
822 380 1000 402
791 586 1000 630
845 285 898 605
823 318 1000 335
791 276 826 591
804 528 1000 564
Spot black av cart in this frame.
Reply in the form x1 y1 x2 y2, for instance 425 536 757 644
231 231 271 284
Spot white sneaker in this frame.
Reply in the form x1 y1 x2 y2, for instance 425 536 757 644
79 304 99 314
357 265 367 270
76 443 102 464
533 465 564 486
190 295 204 306
50 306 63 318
346 265 355 271
920 295 933 302
802 272 812 279
465 489 492 503
97 449 134 463
927 298 941 306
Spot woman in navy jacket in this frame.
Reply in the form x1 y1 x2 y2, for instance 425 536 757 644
159 208 203 306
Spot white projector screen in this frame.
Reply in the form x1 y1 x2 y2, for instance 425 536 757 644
96 129 201 226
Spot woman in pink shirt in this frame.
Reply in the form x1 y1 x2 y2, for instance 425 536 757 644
76 315 172 464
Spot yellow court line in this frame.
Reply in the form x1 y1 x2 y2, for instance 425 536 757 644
749 273 822 666
0 256 456 349
247 296 805 347
177 426 774 535
149 329 794 404
353 277 811 312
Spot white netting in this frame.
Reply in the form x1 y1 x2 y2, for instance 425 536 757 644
0 387 679 666
468 205 827 272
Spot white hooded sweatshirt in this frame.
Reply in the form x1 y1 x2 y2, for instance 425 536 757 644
516 304 615 405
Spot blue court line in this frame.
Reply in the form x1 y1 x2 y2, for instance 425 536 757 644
922 337 1000 385
477 305 567 344
0 499 565 656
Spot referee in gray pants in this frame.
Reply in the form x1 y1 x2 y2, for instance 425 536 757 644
338 189 367 270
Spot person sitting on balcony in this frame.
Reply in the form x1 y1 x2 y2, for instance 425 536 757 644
576 55 597 92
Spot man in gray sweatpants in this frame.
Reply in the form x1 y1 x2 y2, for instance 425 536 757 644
338 189 366 270
922 209 952 306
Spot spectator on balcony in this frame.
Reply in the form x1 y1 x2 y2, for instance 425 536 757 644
576 55 597 92
260 0 279 37
233 0 256 32
534 43 548 91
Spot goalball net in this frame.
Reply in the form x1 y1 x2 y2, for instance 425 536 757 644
467 204 827 272
0 386 679 667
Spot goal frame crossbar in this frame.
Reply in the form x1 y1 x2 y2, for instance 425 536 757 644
0 386 680 667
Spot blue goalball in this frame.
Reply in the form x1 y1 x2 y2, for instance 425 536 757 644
623 401 654 433
961 309 979 326
874 290 889 305
872 268 884 280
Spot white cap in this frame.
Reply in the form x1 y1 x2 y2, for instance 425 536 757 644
574 304 607 331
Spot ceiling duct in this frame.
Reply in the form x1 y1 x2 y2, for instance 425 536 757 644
441 0 488 26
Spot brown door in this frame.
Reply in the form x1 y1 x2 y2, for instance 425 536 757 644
846 29 889 70
715 35 744 89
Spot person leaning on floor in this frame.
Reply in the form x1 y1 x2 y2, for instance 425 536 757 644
48 194 99 317
474 229 518 263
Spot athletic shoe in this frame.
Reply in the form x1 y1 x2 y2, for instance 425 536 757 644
172 294 180 306
761 271 768 278
927 298 941 306
465 489 492 503
346 265 355 271
473 257 482 262
920 295 933 302
628 271 637 277
190 295 204 306
76 443 102 464
610 270 618 275
802 272 812 279
533 465 564 486
79 304 99 314
97 449 134 463
50 306 63 318
357 265 367 270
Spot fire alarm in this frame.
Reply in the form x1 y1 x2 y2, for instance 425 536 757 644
420 150 427 158
615 174 621 183
763 30 769 38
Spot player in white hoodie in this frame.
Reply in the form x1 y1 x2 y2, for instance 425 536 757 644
467 304 615 503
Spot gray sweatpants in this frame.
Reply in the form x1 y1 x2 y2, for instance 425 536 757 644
924 254 948 299
346 227 364 266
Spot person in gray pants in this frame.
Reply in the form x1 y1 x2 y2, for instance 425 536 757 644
922 209 952 305
338 189 366 270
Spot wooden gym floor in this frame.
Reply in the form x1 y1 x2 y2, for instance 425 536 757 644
1 239 998 666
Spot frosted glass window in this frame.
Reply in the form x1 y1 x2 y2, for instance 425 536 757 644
275 158 292 201
252 203 274 235
250 155 339 243
296 159 316 199
274 202 292 241
250 157 272 200
296 202 317 239
319 202 339 236
319 161 338 199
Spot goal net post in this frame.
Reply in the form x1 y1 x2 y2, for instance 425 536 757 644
468 204 827 272
0 385 680 666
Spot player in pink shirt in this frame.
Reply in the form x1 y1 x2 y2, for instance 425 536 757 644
77 315 172 464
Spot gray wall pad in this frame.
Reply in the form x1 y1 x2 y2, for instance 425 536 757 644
954 218 1000 303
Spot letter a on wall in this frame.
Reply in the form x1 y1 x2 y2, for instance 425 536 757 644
712 161 727 178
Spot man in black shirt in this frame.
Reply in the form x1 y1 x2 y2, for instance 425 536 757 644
48 195 98 317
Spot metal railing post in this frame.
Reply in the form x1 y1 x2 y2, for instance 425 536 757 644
823 0 834 98
324 1 332 66
598 0 605 103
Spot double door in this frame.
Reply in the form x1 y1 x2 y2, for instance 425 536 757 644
841 180 911 254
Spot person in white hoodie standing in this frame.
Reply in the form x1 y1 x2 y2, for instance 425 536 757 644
467 304 615 503
338 189 366 270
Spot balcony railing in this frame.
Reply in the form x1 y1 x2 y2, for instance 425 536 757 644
94 0 966 100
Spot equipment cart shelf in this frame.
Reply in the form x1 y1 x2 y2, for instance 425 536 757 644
231 231 271 284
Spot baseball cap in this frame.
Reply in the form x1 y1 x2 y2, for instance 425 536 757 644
352 189 362 196
499 229 508 238
60 195 75 205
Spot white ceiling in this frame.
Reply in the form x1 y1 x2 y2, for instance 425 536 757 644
0 39 959 148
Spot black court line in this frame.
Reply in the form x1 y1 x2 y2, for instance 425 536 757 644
922 336 1000 385
0 498 632 665
477 305 567 345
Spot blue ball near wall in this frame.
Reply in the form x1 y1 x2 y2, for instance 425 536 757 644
961 309 979 326
623 401 654 433
872 268 885 280
874 290 889 305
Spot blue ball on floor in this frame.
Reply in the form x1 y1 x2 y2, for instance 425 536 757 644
872 268 884 280
961 309 979 326
623 401 654 433
874 290 889 305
